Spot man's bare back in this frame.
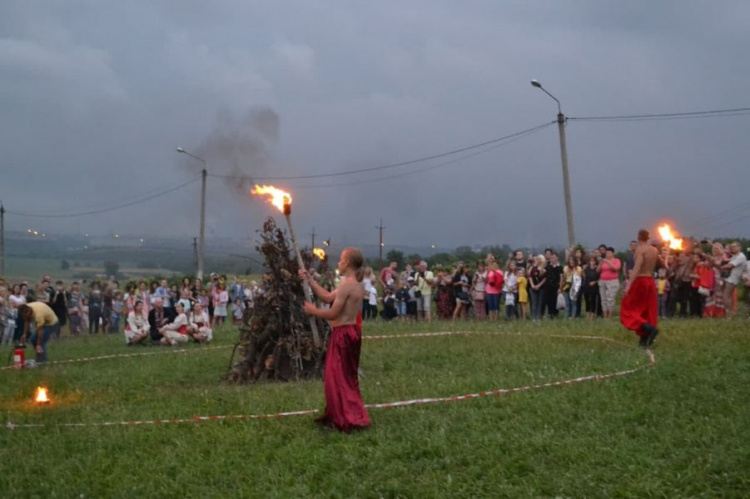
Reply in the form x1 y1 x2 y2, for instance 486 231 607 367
634 243 658 278
302 248 366 327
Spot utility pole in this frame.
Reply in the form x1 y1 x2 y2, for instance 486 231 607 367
0 203 5 276
531 80 576 247
193 237 199 275
376 218 385 269
176 148 207 279
309 227 316 249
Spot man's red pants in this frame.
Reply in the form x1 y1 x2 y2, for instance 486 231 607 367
620 276 658 336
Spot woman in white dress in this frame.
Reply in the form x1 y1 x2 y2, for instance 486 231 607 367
124 300 150 345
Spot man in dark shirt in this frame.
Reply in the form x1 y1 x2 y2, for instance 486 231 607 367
148 297 175 343
623 240 637 283
544 252 563 318
49 280 68 337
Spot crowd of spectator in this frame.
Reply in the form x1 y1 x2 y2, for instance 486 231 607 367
367 241 750 323
0 273 264 349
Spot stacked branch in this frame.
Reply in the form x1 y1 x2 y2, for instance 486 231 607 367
226 217 330 383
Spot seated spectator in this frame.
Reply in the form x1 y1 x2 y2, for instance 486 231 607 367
148 297 175 343
188 302 212 343
159 302 189 346
125 300 150 345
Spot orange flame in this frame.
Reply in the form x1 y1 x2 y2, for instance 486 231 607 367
657 223 684 250
35 386 50 404
251 185 292 213
313 248 326 260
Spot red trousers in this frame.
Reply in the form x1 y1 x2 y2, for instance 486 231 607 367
620 276 658 336
317 324 371 432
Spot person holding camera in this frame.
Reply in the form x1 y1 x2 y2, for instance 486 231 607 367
413 261 434 322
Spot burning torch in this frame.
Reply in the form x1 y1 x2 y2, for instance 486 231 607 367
252 185 322 349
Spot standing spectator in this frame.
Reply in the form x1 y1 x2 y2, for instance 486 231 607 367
516 268 528 320
690 252 711 318
110 293 124 332
212 282 229 327
80 297 90 333
597 247 621 319
88 285 103 334
528 255 547 321
34 283 49 304
544 251 563 319
451 264 471 322
2 298 16 346
414 261 435 322
149 281 159 307
573 248 585 317
49 280 68 336
582 256 600 320
379 262 398 290
561 256 582 319
503 263 518 320
623 240 637 287
471 261 488 319
720 241 747 318
19 283 30 303
656 267 670 318
406 276 419 322
672 252 694 317
434 269 454 320
396 280 411 320
9 284 26 306
232 298 245 325
743 257 750 314
485 260 504 321
399 264 413 290
137 281 150 316
367 284 378 320
361 268 375 320
704 243 727 318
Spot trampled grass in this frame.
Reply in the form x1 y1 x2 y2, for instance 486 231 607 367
1 318 749 497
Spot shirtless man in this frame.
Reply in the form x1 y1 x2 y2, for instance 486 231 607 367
621 229 660 347
301 247 371 432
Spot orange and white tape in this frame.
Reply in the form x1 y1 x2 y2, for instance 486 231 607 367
3 348 655 430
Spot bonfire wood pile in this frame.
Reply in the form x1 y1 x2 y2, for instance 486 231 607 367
226 217 332 383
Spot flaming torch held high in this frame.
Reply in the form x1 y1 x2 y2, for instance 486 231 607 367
313 248 326 260
251 185 322 348
657 223 684 251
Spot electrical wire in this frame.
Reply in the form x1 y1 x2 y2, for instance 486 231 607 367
569 106 750 122
290 121 555 190
206 121 556 181
6 176 200 218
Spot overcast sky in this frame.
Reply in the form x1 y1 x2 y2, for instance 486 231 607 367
2 0 749 250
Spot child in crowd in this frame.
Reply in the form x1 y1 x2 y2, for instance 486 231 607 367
396 281 410 319
367 284 378 320
503 269 518 320
407 276 419 322
1 297 14 346
656 267 670 318
516 268 528 320
110 293 123 333
381 289 398 321
232 297 245 325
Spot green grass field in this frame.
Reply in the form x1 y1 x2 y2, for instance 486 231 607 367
1 318 748 497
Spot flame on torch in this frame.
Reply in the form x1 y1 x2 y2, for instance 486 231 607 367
657 223 684 250
251 185 292 214
35 386 50 404
313 248 326 260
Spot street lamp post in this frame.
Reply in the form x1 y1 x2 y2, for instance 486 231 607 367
176 147 207 280
531 79 576 248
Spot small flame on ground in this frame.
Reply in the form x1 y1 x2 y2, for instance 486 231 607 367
251 185 292 213
313 248 326 260
35 386 50 404
657 223 684 250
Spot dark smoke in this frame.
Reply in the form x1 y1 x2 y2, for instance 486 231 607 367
183 106 281 197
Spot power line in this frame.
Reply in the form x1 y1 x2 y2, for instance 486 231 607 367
207 121 556 182
263 121 556 190
569 106 750 122
6 176 200 219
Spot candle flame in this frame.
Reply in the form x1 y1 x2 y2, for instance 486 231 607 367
35 386 50 404
313 248 326 260
251 185 292 214
657 223 684 250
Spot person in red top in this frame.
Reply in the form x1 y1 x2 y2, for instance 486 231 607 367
621 230 659 348
301 247 370 433
485 260 504 321
379 262 398 290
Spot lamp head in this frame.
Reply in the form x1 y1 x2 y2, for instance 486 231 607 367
530 79 542 88
176 147 186 153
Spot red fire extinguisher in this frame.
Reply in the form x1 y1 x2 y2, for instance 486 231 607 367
13 345 25 369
